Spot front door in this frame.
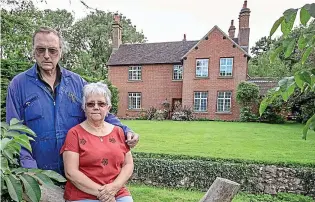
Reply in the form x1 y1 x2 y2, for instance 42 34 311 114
172 98 182 111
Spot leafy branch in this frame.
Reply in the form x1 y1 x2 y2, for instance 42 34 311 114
260 3 315 139
1 118 66 202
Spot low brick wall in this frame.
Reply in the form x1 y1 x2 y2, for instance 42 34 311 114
131 157 315 196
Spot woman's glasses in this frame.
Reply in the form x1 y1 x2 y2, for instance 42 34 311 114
86 102 108 108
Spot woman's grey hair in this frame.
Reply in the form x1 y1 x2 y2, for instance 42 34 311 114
32 26 69 56
82 82 112 110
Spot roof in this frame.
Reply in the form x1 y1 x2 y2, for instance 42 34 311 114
107 40 198 66
247 77 278 95
108 25 251 66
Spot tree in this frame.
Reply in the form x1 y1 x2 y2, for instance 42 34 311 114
260 3 315 139
250 36 275 57
67 10 146 78
1 3 74 60
248 20 315 77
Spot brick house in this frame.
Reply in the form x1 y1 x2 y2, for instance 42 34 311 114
107 1 251 121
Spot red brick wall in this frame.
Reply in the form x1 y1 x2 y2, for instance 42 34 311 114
182 27 248 120
108 64 182 117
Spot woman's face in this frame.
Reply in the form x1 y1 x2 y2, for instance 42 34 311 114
84 94 110 122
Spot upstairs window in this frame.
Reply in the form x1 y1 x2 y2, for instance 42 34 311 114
196 59 209 77
173 65 183 80
220 58 233 76
128 66 142 80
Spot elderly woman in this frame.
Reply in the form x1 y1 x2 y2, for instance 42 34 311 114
60 82 134 202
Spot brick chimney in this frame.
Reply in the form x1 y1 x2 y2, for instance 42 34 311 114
112 13 122 52
228 20 236 39
238 0 250 51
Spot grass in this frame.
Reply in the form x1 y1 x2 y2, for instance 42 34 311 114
122 120 315 165
128 183 315 202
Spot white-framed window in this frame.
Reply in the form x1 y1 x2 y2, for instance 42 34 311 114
217 91 232 112
196 59 209 77
173 65 183 80
128 66 142 80
194 92 208 112
220 58 233 76
128 93 141 109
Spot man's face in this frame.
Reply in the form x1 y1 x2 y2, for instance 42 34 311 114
33 32 61 72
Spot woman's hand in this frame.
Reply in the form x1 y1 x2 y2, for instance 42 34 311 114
98 183 120 202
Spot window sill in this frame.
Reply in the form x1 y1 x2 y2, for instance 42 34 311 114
193 111 208 114
172 79 183 82
217 76 233 79
127 80 143 82
127 109 143 111
194 77 209 80
215 112 232 115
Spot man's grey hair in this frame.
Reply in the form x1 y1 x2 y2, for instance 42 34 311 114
82 82 112 110
32 26 69 55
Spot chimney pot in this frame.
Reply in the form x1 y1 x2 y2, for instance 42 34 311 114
183 34 186 41
113 13 120 23
231 20 234 26
243 0 247 8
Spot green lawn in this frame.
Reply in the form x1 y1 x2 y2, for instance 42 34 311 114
123 120 315 165
128 183 314 202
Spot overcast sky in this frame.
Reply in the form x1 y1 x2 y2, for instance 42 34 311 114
36 0 314 51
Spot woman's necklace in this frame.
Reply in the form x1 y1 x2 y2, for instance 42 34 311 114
86 121 105 142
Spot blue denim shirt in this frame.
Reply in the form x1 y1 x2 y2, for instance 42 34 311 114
6 63 132 175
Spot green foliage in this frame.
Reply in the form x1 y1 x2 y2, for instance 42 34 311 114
287 90 315 124
1 118 66 202
132 152 315 168
260 4 315 139
249 20 315 78
250 36 275 58
1 1 146 79
236 82 260 106
240 107 258 122
65 10 146 77
236 82 260 122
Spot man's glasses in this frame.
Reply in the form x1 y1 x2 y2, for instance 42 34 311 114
35 47 59 56
86 102 108 108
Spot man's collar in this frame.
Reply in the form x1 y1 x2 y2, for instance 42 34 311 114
35 63 62 82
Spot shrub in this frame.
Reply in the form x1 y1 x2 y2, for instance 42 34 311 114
153 109 167 121
236 82 260 122
172 105 194 121
236 82 260 106
146 106 157 120
260 96 286 124
132 152 315 196
240 106 258 122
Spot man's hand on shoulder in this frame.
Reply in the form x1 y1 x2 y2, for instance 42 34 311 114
126 132 139 148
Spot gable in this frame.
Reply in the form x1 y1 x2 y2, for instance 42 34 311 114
182 26 250 59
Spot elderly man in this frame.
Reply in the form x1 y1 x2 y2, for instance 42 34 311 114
6 26 139 175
